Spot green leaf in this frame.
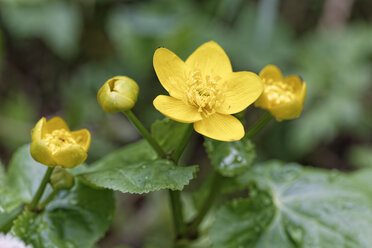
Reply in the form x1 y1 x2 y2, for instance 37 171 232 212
151 118 190 154
0 144 115 247
81 140 198 193
0 145 46 213
204 137 255 177
6 144 47 203
12 179 115 248
211 161 372 248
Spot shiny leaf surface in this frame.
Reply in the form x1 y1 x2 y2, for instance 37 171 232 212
204 137 255 177
81 140 198 193
211 161 372 248
151 118 190 154
12 179 114 248
0 145 115 247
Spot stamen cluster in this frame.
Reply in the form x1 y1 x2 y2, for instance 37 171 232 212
44 129 77 155
184 70 225 117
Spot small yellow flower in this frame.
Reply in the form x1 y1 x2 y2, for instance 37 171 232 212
97 76 139 113
153 41 263 141
255 65 307 121
30 117 91 168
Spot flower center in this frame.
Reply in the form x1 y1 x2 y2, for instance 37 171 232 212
184 70 225 117
44 129 76 154
263 78 295 107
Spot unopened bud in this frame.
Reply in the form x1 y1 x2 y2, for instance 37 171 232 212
50 167 75 190
97 76 139 113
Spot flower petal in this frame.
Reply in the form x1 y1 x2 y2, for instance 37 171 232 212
30 140 56 167
153 95 202 123
46 116 70 133
299 82 307 105
283 75 303 92
31 117 47 141
71 129 91 152
53 144 87 168
283 76 307 104
185 41 232 77
216 72 263 114
259 65 283 82
153 48 187 99
269 100 303 121
194 113 244 141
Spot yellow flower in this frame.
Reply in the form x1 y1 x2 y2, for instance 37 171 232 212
153 41 263 141
30 117 91 168
97 76 139 113
255 65 307 121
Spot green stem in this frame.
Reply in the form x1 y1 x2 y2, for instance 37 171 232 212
38 189 59 210
245 112 272 139
187 172 224 237
171 124 193 163
29 167 54 211
123 110 167 158
169 124 194 238
169 190 186 237
123 111 194 239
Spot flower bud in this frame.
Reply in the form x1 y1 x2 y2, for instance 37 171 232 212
97 76 139 113
255 65 306 121
50 167 75 190
30 117 91 168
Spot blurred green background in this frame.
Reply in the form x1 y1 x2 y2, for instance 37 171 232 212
0 0 371 247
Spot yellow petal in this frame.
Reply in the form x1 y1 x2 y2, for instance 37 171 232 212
259 65 283 82
299 82 307 105
46 116 70 133
31 117 47 141
153 48 187 99
53 144 87 168
185 41 232 76
216 72 263 114
30 140 56 167
269 100 303 121
153 95 202 123
283 75 303 92
71 129 91 152
194 113 244 141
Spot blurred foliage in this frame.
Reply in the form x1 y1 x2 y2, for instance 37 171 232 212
0 0 371 247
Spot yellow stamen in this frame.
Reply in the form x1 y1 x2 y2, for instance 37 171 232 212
43 129 77 155
263 78 295 107
184 70 225 118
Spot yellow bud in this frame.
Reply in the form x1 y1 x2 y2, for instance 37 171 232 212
97 76 139 113
30 117 91 168
255 65 307 121
50 167 75 190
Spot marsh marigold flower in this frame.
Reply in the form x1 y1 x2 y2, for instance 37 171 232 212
30 117 91 168
97 76 139 113
153 41 263 141
255 65 306 121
